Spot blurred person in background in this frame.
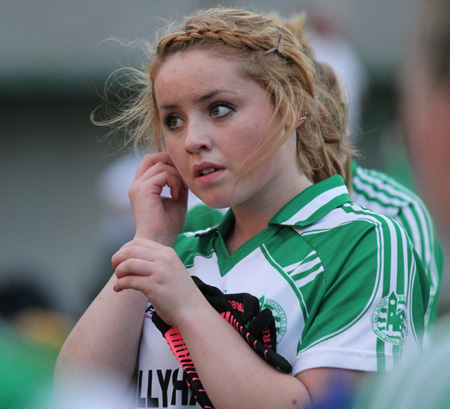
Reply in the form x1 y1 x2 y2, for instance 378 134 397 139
351 1 450 407
0 321 56 409
0 276 126 409
305 0 369 138
0 274 72 409
0 278 72 350
402 0 450 236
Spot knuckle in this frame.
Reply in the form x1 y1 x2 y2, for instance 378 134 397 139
111 255 119 269
127 258 142 271
128 184 139 198
160 247 174 261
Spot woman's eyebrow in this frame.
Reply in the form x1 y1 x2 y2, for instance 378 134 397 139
198 89 237 102
159 103 178 111
159 89 238 111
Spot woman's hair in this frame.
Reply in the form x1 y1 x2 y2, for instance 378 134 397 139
271 12 357 187
315 61 356 188
93 7 349 183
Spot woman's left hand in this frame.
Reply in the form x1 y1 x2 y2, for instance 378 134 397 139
111 237 205 327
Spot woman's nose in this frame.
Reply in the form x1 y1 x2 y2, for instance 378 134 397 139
184 120 212 153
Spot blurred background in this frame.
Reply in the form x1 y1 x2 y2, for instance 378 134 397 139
1 0 447 329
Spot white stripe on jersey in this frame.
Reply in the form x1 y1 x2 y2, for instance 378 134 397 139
282 185 348 225
261 243 310 321
281 250 317 275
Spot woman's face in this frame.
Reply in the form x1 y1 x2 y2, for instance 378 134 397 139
153 49 304 211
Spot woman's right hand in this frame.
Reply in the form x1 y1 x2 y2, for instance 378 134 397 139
128 152 188 246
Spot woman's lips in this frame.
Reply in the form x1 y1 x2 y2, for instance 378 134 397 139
193 162 223 177
194 164 225 184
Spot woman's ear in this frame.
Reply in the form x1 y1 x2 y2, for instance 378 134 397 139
296 110 308 128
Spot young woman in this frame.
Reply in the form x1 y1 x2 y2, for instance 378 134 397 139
402 0 450 234
55 8 429 409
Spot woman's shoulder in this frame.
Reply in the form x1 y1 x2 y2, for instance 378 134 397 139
301 199 406 238
299 202 416 273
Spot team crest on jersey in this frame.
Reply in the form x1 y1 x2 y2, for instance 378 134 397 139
370 291 408 346
259 296 287 343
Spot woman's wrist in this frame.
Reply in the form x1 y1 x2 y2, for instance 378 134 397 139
133 231 177 247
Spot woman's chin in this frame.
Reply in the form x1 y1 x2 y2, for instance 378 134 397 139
197 194 233 210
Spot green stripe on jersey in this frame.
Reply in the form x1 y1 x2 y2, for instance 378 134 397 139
175 175 428 373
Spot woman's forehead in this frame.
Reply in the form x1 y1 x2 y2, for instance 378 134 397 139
154 50 248 95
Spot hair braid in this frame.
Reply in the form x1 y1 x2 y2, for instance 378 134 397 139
271 11 355 183
93 7 351 184
157 26 278 60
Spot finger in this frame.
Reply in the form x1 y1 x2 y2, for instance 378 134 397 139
112 239 168 270
112 244 159 271
170 179 189 202
114 274 152 293
164 171 188 201
135 153 174 179
111 239 163 268
114 257 154 280
129 171 178 197
129 168 185 201
138 160 182 184
133 154 187 201
151 170 185 196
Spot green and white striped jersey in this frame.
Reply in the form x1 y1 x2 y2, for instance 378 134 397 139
136 175 429 407
351 162 443 332
174 175 428 372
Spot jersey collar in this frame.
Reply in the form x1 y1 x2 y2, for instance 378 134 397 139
195 175 350 237
269 175 350 227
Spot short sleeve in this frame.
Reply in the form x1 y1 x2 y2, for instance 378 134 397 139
293 214 429 374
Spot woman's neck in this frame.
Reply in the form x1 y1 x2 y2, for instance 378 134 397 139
226 175 312 254
225 210 267 254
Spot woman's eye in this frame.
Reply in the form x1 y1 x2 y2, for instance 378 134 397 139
165 115 183 130
210 103 234 118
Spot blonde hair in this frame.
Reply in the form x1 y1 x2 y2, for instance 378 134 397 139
271 12 357 187
93 7 348 183
315 61 357 188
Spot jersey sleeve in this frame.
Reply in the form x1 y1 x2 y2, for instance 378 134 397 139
293 212 429 375
393 199 444 330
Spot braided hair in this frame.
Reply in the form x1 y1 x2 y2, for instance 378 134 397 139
271 11 357 186
94 8 348 183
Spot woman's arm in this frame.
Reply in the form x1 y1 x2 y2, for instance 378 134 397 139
54 274 148 393
55 153 189 395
